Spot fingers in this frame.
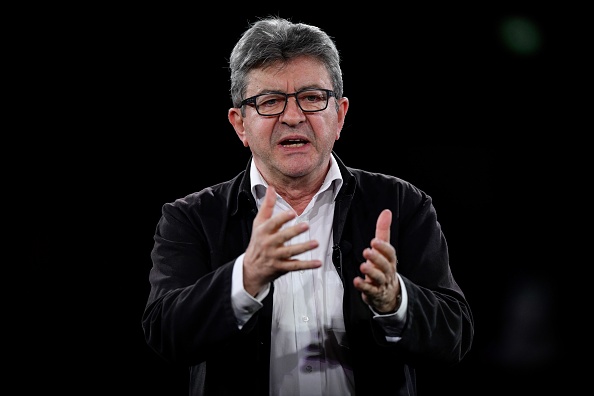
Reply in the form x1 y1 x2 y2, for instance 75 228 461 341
369 239 396 267
352 209 399 312
360 244 392 283
244 187 322 294
353 244 400 312
276 224 319 260
254 187 298 234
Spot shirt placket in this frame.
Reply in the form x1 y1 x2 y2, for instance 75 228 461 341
290 210 323 395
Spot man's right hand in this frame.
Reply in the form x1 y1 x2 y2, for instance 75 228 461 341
242 186 322 296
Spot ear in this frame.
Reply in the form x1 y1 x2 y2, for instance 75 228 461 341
228 107 249 147
335 96 349 140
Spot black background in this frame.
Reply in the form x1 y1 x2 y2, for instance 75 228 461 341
23 5 573 395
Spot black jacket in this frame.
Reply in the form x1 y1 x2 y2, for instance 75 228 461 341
142 153 474 396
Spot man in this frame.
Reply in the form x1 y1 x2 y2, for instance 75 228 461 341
143 17 474 395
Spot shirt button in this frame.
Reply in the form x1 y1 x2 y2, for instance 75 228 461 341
302 315 309 322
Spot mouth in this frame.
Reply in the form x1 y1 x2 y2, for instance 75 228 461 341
280 138 308 147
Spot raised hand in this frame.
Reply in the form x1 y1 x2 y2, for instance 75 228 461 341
242 186 322 296
353 209 400 313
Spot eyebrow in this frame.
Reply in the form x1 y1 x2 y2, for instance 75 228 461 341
249 86 325 96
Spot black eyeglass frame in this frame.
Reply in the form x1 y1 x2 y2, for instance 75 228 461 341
239 88 336 116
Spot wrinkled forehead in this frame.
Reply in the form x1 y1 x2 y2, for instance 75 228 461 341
245 56 331 95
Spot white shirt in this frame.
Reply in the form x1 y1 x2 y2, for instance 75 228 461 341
231 155 408 396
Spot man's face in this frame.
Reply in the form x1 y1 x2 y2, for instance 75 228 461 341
228 55 349 184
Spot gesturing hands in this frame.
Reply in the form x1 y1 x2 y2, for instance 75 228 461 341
242 187 322 296
242 187 399 310
353 209 401 313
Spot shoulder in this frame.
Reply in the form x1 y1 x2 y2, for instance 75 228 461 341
344 166 434 225
162 171 246 218
347 166 425 198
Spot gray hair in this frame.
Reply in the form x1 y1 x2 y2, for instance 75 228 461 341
228 17 343 109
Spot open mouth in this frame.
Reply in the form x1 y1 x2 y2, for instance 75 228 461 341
280 139 308 147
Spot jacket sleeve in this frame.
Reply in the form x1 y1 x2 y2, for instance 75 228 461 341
141 193 251 366
394 182 474 365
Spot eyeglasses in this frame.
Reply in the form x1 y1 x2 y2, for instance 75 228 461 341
240 88 336 116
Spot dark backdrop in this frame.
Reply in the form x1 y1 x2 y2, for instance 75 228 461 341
24 6 568 395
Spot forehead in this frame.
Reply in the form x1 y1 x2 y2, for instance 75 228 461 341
246 56 331 93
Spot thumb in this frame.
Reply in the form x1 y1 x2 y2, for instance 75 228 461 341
253 186 277 228
375 209 392 242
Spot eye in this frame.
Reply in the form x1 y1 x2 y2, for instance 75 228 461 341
257 94 285 108
298 90 326 103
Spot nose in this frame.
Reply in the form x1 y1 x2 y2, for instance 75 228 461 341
280 95 305 121
279 98 306 125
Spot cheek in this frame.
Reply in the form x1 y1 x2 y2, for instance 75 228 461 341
314 117 340 141
243 118 274 143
